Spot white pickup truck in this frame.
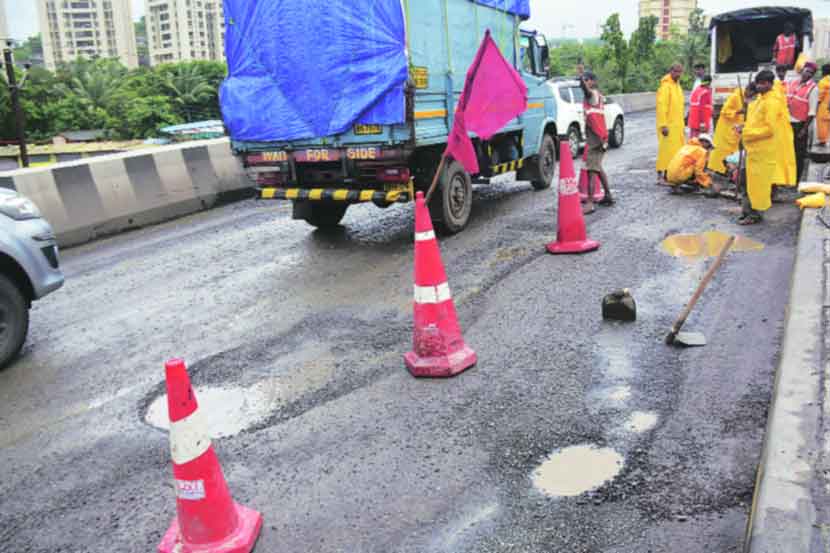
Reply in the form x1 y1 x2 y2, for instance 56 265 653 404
709 7 813 124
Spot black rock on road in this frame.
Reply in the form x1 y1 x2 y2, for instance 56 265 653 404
0 112 800 552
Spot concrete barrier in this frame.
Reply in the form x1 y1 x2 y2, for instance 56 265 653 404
610 92 656 114
0 138 250 248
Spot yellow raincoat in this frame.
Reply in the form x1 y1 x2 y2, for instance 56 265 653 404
667 138 712 188
742 90 778 212
772 80 797 186
656 74 685 172
818 75 830 144
708 88 744 173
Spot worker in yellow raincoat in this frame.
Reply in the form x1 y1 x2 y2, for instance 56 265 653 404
656 63 686 179
666 135 715 193
736 71 779 225
771 64 797 187
708 87 746 174
817 64 830 146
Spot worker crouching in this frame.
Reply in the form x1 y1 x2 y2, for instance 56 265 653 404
666 135 716 196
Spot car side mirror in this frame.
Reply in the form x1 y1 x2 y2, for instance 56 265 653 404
541 45 551 79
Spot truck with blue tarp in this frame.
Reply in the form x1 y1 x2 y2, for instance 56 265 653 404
221 0 559 233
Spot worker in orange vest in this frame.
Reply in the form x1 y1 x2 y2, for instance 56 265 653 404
772 22 799 69
787 62 819 182
688 75 713 138
817 64 830 147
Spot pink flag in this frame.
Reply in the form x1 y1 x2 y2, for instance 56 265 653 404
444 30 529 174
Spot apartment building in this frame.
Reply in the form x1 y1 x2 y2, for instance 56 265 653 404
37 0 138 70
815 18 830 61
145 0 225 66
0 0 8 42
639 0 698 40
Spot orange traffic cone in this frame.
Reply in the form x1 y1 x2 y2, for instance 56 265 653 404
546 141 600 254
578 148 604 203
404 192 477 378
158 359 263 553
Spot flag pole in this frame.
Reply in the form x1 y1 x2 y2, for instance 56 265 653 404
424 154 447 204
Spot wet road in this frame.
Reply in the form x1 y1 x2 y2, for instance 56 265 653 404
0 112 801 552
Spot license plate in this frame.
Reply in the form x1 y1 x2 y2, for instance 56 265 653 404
354 124 383 135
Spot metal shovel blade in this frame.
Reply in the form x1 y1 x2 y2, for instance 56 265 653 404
674 331 707 347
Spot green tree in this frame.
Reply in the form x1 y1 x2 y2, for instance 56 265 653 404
630 16 658 61
601 14 628 93
159 62 218 122
676 8 710 87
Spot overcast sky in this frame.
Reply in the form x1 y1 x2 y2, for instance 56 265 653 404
4 0 828 41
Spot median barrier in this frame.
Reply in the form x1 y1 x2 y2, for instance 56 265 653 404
609 92 656 114
0 138 249 248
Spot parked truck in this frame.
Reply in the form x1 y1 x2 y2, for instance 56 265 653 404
709 7 813 123
220 0 559 234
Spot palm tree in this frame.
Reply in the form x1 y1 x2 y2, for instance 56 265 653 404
61 59 126 111
160 64 216 122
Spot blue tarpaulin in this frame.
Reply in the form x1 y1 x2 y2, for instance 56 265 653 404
220 0 408 142
471 0 530 18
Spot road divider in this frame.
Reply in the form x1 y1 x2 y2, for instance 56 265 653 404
0 138 249 248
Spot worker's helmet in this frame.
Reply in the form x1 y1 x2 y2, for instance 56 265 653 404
698 134 714 148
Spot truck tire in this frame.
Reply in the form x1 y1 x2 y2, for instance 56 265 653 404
567 125 581 159
0 274 28 369
303 202 348 228
609 117 624 148
525 134 557 190
429 159 472 235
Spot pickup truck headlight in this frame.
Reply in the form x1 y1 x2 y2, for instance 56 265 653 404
0 195 42 220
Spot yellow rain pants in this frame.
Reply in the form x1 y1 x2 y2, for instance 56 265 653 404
771 80 797 186
818 76 830 144
743 91 778 212
656 74 685 172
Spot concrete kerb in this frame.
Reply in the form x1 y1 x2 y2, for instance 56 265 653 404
743 169 830 551
0 138 251 248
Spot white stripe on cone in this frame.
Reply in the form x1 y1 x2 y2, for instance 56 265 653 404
415 230 436 242
170 408 212 465
414 282 452 304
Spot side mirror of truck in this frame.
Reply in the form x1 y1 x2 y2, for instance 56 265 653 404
541 45 551 79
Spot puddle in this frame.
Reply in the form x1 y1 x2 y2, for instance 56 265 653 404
624 411 659 434
661 231 764 258
145 382 281 438
532 444 624 497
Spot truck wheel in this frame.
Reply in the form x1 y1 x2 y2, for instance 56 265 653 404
0 274 29 369
609 117 624 148
429 159 472 235
303 202 348 228
527 134 557 190
567 125 581 159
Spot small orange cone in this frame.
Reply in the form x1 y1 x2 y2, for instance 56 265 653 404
547 141 600 254
158 359 262 553
404 192 477 378
578 148 604 203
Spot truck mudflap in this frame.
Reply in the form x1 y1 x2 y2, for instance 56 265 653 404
258 180 414 205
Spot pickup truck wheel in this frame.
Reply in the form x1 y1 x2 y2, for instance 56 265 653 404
303 202 348 228
429 159 472 235
609 117 625 148
568 125 581 159
0 274 28 369
529 134 557 190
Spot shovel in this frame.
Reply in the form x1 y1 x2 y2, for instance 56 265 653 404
665 235 736 347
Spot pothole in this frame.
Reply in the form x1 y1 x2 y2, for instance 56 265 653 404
624 411 659 434
661 231 764 258
145 381 282 438
532 444 624 497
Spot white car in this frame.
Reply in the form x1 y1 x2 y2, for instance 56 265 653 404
547 79 625 158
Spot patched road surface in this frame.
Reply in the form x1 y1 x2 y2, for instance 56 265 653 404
0 112 800 552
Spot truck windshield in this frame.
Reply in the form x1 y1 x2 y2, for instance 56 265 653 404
716 17 805 73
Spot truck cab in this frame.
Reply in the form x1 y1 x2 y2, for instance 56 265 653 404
709 7 813 120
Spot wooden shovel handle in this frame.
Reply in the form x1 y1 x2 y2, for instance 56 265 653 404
669 235 736 337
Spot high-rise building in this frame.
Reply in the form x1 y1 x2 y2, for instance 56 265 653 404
814 18 830 61
36 0 138 70
639 0 698 41
145 0 226 66
0 0 8 42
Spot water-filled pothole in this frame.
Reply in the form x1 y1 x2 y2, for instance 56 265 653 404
624 411 659 434
532 444 624 497
661 231 764 258
145 381 281 438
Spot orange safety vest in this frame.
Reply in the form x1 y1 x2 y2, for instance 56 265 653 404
787 79 817 122
775 34 797 66
688 86 713 132
583 93 608 142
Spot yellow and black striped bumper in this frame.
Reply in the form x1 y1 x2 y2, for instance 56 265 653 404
259 186 412 204
490 157 527 175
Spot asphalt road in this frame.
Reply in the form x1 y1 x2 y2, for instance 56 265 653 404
0 112 801 553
